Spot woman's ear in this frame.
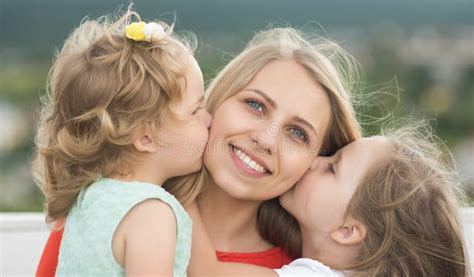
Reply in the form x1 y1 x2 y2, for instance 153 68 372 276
329 217 367 246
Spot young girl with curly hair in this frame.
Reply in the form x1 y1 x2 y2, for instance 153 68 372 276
33 9 211 276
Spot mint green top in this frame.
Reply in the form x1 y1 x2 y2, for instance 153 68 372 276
56 178 192 277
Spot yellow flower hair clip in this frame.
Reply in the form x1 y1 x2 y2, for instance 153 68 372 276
125 21 167 43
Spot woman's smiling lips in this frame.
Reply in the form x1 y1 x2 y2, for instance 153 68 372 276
229 144 272 177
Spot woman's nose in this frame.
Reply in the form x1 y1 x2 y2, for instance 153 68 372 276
250 122 280 155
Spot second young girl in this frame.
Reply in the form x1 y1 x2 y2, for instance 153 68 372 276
189 123 468 276
33 10 211 276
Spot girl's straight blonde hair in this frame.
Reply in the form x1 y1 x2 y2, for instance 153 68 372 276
199 27 363 258
33 10 200 224
347 124 469 276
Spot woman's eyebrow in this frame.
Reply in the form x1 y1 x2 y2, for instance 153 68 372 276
244 88 276 108
292 116 318 139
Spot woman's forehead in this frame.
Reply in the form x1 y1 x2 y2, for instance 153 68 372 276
244 60 332 127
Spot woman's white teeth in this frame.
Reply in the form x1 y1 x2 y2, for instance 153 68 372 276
235 148 266 173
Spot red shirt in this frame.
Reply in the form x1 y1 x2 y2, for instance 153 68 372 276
36 229 292 276
216 247 292 268
36 230 63 277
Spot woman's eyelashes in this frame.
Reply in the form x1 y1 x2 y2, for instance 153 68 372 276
288 127 308 143
245 99 265 113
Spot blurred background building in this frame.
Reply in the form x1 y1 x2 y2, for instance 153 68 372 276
0 0 473 211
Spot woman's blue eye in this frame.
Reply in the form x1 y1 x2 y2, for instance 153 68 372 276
289 127 308 142
246 100 264 113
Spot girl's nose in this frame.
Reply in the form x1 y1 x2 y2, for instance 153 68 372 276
203 110 212 129
310 156 321 170
310 154 333 170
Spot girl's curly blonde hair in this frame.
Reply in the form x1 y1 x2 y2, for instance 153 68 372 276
32 9 199 224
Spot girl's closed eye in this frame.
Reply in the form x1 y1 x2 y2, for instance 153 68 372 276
192 106 203 115
328 163 336 174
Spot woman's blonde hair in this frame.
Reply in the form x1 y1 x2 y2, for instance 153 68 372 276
202 27 363 258
32 10 200 223
347 123 468 276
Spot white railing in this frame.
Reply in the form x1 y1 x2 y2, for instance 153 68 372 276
1 209 474 276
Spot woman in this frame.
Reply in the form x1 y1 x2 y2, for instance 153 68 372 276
37 27 362 275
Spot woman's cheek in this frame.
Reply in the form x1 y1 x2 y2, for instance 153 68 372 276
284 151 314 182
211 106 248 135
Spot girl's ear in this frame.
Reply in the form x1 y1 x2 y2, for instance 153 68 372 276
329 217 367 246
133 122 161 153
133 133 156 153
133 125 159 153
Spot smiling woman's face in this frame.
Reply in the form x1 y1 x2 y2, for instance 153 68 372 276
203 59 332 200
